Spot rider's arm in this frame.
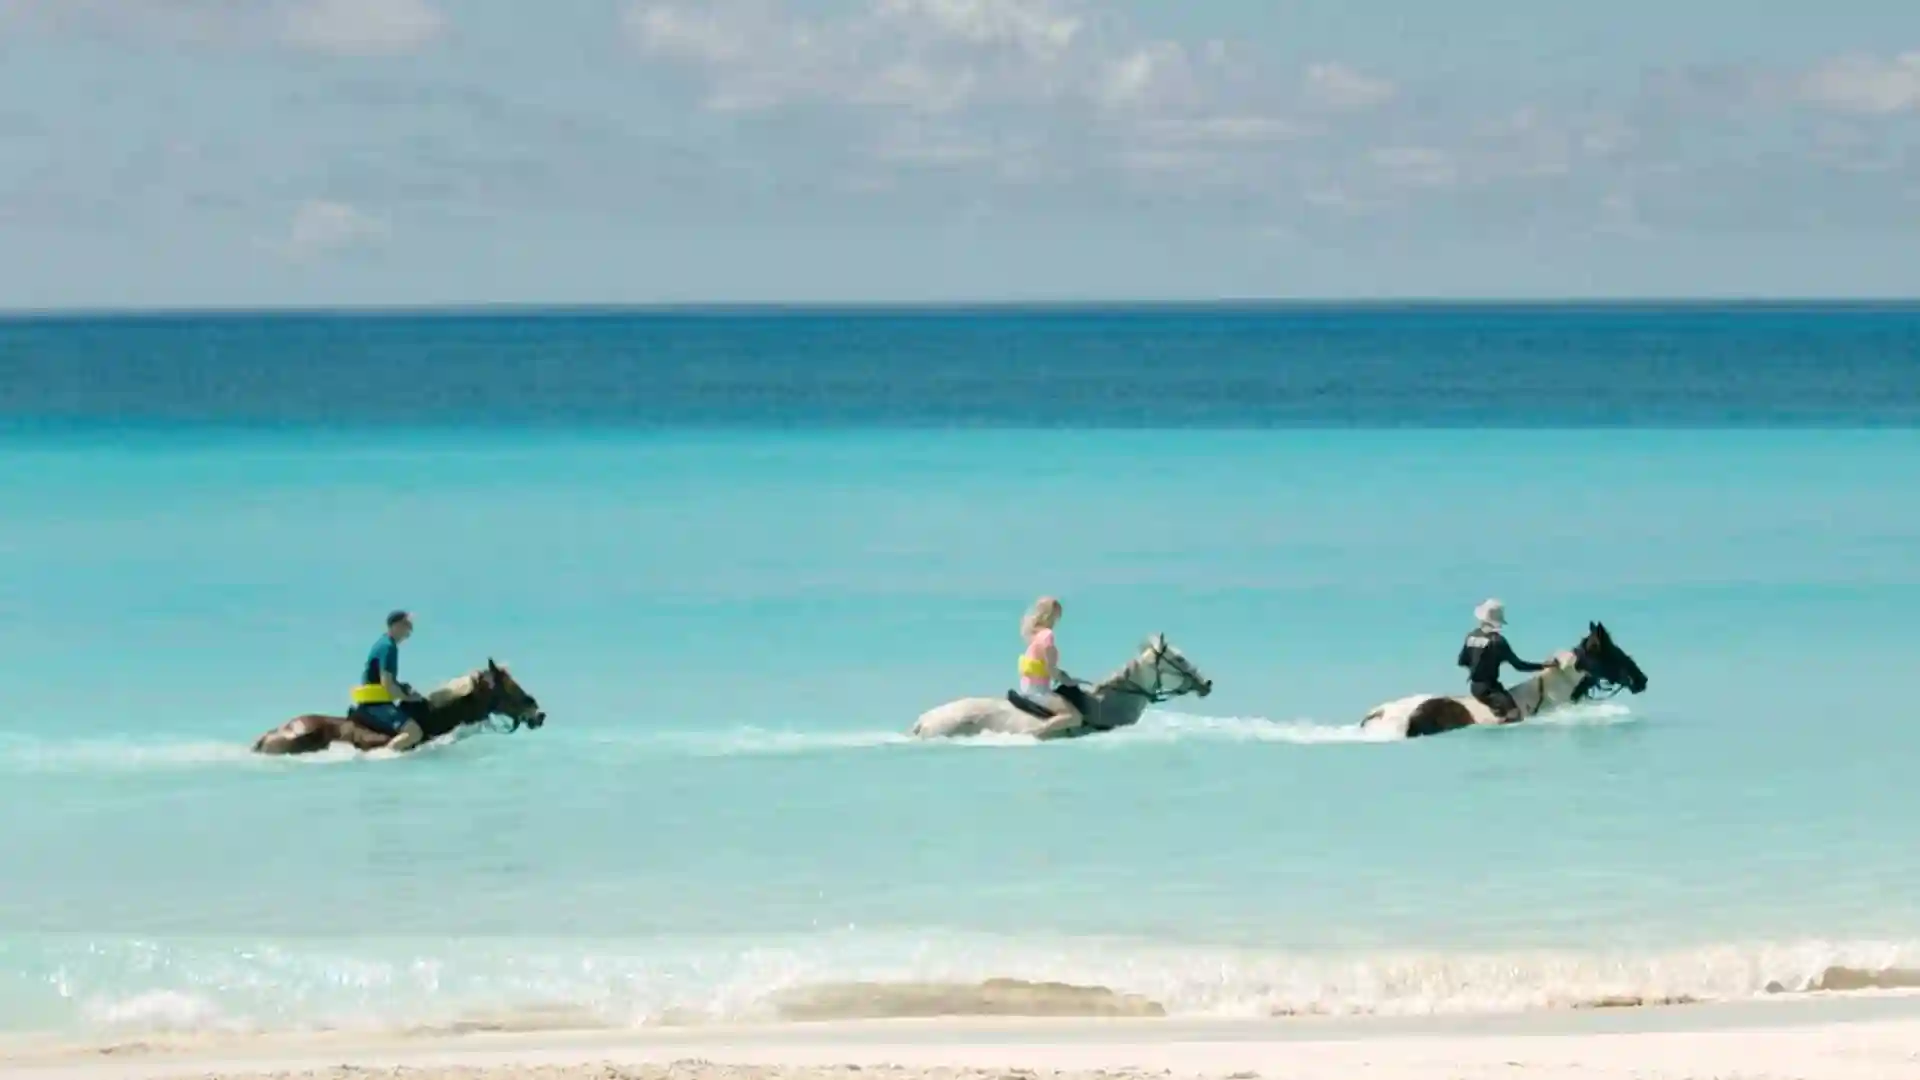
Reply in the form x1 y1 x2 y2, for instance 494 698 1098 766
1499 638 1548 673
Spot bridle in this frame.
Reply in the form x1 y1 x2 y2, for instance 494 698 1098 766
462 670 542 734
1567 642 1630 701
1106 637 1210 704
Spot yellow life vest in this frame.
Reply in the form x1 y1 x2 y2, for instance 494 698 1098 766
1018 654 1048 680
350 682 394 705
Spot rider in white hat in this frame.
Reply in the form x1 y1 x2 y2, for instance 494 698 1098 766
1457 598 1554 724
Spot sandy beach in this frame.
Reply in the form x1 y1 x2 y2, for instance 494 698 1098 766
8 1001 1920 1080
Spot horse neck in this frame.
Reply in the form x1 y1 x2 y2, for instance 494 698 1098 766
1092 683 1152 727
426 687 490 734
1519 655 1577 712
1090 656 1159 724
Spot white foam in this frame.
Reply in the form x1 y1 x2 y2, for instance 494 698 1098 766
575 701 1643 760
43 933 1920 1037
1524 700 1639 728
0 736 260 774
0 728 483 774
1098 710 1401 745
687 728 920 756
80 990 248 1035
0 699 1639 775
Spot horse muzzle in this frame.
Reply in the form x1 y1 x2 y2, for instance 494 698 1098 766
524 711 547 730
1197 680 1213 697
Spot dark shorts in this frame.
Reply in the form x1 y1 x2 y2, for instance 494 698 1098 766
1469 681 1521 722
1056 683 1091 714
350 699 426 734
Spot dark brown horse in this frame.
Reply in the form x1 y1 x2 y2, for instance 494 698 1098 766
252 659 546 755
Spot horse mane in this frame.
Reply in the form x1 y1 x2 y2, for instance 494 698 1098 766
425 667 489 709
1094 635 1164 690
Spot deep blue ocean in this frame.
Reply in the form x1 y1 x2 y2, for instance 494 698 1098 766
2 304 1918 1039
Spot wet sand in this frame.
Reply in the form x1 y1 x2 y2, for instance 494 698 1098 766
7 1000 1920 1080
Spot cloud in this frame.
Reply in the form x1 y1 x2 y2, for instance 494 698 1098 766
624 4 759 68
1597 192 1653 238
0 0 257 44
1304 62 1396 111
27 0 1903 259
626 0 1109 115
874 0 1081 60
0 0 444 56
1800 52 1920 115
622 0 1830 235
1164 115 1307 146
281 0 444 56
1368 145 1457 189
622 0 1331 195
622 0 1295 122
282 199 388 260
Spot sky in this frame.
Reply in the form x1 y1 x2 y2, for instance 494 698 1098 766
0 0 1917 307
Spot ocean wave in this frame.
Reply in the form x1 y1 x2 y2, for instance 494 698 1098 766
18 933 1919 1038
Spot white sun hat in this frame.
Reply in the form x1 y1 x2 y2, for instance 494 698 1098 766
1474 598 1507 628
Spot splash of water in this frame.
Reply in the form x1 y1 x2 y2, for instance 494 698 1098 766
0 701 1640 774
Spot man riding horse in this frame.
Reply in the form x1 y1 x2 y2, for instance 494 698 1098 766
351 610 433 751
1457 598 1554 725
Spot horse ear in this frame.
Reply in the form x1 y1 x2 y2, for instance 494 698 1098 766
487 657 499 673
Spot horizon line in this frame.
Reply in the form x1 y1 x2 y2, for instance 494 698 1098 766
2 296 1920 320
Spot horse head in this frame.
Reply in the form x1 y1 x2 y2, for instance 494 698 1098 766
461 658 547 732
1106 632 1213 703
1569 621 1648 700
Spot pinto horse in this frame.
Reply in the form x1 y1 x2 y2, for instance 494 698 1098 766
1360 621 1649 739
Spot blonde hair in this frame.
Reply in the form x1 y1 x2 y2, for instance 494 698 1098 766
1020 596 1063 641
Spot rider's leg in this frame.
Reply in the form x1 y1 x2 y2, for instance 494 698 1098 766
386 698 431 750
1471 682 1522 724
349 702 424 750
387 720 425 752
1032 692 1084 738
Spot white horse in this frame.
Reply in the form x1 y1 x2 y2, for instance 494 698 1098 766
910 633 1214 740
1359 621 1649 739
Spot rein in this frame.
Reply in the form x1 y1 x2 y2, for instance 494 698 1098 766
443 673 524 734
1563 644 1629 702
1105 640 1204 704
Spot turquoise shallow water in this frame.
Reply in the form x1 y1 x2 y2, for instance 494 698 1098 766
4 422 1919 1035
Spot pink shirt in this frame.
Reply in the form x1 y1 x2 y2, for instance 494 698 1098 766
1021 628 1055 692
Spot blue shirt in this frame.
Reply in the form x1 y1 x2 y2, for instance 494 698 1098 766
363 633 399 687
